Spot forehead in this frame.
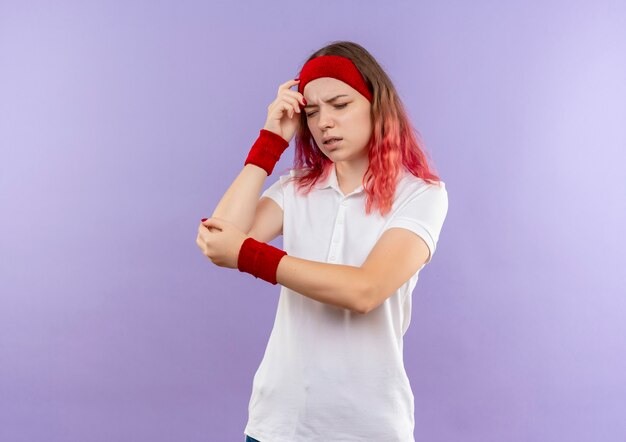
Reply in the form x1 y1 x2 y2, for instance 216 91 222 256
303 77 353 100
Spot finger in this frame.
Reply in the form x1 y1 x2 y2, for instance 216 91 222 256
281 89 306 107
279 78 300 91
205 217 225 230
196 237 206 254
281 95 301 114
279 101 293 119
196 231 207 247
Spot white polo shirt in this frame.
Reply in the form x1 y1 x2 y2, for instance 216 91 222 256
244 163 449 442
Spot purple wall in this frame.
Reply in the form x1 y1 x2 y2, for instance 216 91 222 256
1 1 625 441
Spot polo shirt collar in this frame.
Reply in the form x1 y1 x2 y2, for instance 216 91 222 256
314 164 365 195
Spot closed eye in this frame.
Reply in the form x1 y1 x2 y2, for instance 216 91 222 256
306 103 348 117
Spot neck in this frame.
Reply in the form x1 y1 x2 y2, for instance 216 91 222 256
334 156 369 193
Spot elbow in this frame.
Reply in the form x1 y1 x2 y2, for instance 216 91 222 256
355 278 376 315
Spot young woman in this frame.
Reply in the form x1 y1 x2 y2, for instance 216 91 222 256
196 41 449 442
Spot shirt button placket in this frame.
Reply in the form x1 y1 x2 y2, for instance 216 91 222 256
329 199 347 263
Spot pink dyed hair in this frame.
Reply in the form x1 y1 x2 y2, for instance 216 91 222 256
278 41 442 217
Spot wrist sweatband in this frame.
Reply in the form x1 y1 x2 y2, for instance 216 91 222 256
244 129 290 176
237 237 288 285
297 55 373 103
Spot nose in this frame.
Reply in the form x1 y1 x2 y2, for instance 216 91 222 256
317 107 334 131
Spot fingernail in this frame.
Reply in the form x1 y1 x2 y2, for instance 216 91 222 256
303 98 307 105
201 218 207 222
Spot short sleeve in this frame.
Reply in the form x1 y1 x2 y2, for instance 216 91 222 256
260 176 284 210
384 182 449 264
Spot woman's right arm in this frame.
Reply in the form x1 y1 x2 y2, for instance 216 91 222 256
211 163 272 234
209 78 306 234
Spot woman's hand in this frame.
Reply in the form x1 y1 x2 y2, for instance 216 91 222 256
196 217 249 269
263 78 306 143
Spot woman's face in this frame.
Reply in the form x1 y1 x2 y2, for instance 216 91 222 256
303 77 372 162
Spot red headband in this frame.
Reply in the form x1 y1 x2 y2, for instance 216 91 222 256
297 55 373 102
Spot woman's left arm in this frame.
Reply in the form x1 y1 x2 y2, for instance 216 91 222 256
197 217 429 315
197 216 367 313
276 226 430 314
275 256 369 313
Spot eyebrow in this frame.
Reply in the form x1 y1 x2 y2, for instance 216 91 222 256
304 94 349 109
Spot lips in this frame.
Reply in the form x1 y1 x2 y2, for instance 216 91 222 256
323 137 342 144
